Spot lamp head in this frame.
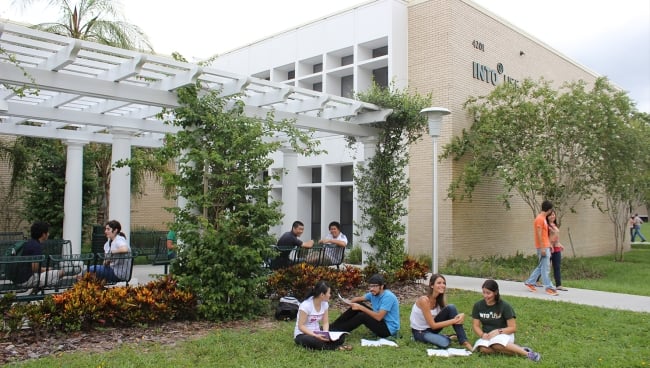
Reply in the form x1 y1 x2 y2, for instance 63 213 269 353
420 107 450 137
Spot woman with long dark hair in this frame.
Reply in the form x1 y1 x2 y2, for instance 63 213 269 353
294 280 352 351
87 220 132 282
471 279 541 361
409 273 473 350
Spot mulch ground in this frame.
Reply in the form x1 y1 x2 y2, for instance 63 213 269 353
1 282 425 364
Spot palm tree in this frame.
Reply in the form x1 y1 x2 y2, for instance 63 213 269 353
12 0 153 51
4 0 165 227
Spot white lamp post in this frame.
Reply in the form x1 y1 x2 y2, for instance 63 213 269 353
420 107 451 274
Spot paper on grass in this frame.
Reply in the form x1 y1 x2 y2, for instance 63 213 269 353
361 338 399 347
314 330 349 341
427 348 472 357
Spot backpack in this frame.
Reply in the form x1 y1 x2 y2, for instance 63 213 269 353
274 296 300 321
4 240 26 284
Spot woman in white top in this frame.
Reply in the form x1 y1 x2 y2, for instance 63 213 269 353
87 220 132 282
409 273 473 350
294 280 351 350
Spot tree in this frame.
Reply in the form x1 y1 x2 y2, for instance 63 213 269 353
352 83 432 272
156 58 322 320
442 77 615 221
442 77 646 259
12 0 153 51
6 0 156 225
16 137 97 238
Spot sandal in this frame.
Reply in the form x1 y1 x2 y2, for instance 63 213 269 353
446 334 458 341
557 286 568 291
337 344 353 351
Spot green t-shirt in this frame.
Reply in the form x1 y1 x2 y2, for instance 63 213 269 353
471 299 516 333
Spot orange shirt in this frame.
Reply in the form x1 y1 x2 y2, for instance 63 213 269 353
533 213 550 249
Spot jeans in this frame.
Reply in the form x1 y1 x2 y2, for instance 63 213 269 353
632 225 646 242
295 333 345 350
88 265 121 283
330 302 391 338
411 304 470 347
525 248 554 290
550 250 562 286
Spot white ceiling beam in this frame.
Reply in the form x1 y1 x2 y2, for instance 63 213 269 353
0 123 164 148
6 102 179 134
100 54 147 82
347 108 394 125
284 95 330 113
244 86 292 106
242 105 377 136
0 63 181 107
216 77 250 97
320 101 363 119
155 65 202 91
40 39 82 71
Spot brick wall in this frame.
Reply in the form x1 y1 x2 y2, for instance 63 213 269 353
406 0 614 265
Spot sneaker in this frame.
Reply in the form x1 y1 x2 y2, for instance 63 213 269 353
527 351 541 362
545 288 559 296
524 283 537 292
556 286 568 291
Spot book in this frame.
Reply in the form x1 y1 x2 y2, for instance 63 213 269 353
360 338 399 347
314 330 349 341
337 292 352 305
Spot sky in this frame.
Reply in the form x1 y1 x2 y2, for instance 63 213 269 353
1 0 648 112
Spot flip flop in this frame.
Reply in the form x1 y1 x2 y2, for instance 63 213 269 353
337 344 353 351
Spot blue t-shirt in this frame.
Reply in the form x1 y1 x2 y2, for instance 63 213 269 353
365 289 400 335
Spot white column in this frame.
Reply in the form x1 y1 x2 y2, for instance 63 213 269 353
357 137 377 264
280 147 298 229
62 139 88 255
108 129 135 239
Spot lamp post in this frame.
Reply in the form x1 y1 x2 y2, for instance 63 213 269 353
420 107 451 274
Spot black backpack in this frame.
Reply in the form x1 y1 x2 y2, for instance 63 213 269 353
274 297 300 321
5 240 26 284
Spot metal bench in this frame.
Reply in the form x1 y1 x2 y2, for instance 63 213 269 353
268 244 345 270
130 231 167 257
148 236 172 274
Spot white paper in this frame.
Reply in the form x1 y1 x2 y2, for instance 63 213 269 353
427 348 472 357
337 293 352 305
360 338 399 347
315 331 348 341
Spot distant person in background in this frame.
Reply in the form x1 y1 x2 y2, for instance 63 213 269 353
318 221 348 265
524 200 558 296
15 221 65 288
632 214 646 242
271 221 314 269
166 230 177 259
87 220 132 282
547 210 567 291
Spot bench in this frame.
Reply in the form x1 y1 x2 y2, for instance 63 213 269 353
148 236 172 274
95 251 138 286
130 231 168 257
268 244 345 270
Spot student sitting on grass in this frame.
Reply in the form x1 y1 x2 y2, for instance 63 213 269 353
294 280 352 351
471 279 541 362
410 273 473 350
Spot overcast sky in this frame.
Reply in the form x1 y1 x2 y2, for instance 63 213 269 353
1 0 648 112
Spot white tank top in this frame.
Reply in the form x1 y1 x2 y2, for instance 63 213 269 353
409 301 440 330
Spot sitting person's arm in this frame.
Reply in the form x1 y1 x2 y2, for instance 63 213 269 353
351 302 387 321
300 239 314 248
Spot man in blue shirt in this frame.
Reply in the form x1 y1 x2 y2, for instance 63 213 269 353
14 221 64 287
330 274 400 338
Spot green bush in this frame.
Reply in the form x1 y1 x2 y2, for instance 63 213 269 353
345 245 362 264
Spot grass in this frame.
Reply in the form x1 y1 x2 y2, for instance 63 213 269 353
8 289 649 367
7 238 650 367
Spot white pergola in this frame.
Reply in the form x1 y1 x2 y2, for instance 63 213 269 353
0 21 390 253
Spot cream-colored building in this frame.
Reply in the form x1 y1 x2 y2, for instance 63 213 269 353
210 0 616 263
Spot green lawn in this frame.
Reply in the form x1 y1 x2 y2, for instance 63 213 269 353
7 243 650 367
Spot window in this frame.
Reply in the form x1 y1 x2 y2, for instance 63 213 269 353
288 70 295 80
341 55 354 66
311 167 322 183
313 63 323 73
313 82 322 92
373 67 388 88
341 75 353 98
340 165 353 182
372 46 388 58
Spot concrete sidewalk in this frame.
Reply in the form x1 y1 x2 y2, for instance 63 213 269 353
445 275 650 313
129 265 650 314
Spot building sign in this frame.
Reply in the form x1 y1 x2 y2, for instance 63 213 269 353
472 61 519 87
